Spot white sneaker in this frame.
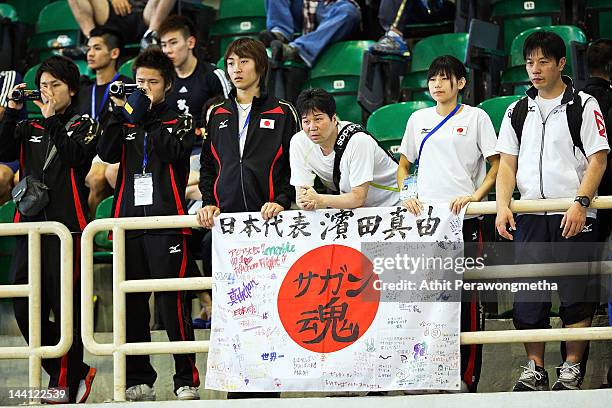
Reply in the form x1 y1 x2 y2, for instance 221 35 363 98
125 384 156 401
176 386 200 400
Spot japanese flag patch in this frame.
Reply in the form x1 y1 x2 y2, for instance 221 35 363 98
260 119 275 129
453 126 467 136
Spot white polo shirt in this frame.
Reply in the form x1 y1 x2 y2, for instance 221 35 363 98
496 89 610 218
289 121 400 208
398 104 499 206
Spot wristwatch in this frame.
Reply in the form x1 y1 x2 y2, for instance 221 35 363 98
574 196 591 208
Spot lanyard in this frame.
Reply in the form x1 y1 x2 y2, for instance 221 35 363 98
415 103 462 167
238 111 251 140
142 132 148 174
91 72 120 120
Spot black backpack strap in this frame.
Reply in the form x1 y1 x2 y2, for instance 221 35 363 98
510 96 529 145
332 123 398 193
567 92 587 158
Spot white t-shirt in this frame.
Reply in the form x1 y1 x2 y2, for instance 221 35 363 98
237 102 251 157
290 121 399 207
399 104 498 204
535 94 563 118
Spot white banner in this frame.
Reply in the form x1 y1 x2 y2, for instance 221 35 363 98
206 205 465 392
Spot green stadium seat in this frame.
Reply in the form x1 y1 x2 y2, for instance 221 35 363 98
500 25 587 95
491 0 561 53
0 3 18 22
477 95 522 134
5 0 51 25
585 0 612 39
74 59 95 79
209 0 266 60
0 200 16 289
305 40 373 124
366 101 435 157
400 33 469 101
93 196 113 262
28 1 82 62
118 58 135 79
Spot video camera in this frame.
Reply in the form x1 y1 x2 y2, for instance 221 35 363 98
109 81 140 97
10 89 41 102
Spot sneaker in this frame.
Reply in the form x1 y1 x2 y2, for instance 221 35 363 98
193 318 211 329
370 34 410 57
513 360 549 391
176 386 200 400
271 40 302 64
259 30 288 47
75 367 97 403
125 384 156 401
552 361 582 390
140 30 159 51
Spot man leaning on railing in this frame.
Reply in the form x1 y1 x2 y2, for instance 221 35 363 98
495 30 610 392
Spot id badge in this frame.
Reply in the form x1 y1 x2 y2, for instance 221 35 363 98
400 174 418 201
134 173 153 206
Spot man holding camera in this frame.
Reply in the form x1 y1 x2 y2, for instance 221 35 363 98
98 48 200 401
0 56 99 403
77 27 132 215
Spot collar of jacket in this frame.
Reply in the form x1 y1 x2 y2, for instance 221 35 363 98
526 75 576 105
585 76 611 89
228 87 269 108
56 105 78 123
151 101 169 114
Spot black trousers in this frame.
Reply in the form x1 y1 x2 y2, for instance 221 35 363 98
461 217 484 393
124 233 200 392
12 235 90 403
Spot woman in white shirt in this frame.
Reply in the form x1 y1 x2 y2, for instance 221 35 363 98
396 55 500 393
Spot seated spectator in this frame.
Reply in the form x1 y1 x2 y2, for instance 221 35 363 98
290 88 399 209
370 0 455 55
259 0 361 67
0 70 27 205
76 27 132 214
67 0 177 49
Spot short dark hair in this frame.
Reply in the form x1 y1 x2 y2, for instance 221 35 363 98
132 48 175 91
523 31 566 63
587 39 612 77
224 38 268 86
89 26 124 53
35 56 80 96
427 55 467 83
158 15 196 41
296 88 336 118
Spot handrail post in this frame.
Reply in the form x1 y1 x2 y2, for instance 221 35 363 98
112 226 126 402
27 230 41 402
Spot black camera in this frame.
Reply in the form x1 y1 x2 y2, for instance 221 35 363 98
10 89 41 102
109 81 139 97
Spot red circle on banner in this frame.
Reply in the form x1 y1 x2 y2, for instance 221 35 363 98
457 127 464 133
277 244 380 353
264 120 271 126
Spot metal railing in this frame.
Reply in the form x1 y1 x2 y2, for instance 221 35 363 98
462 196 612 345
80 216 212 401
79 197 612 400
0 222 73 397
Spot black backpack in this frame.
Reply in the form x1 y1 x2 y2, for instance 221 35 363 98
332 123 398 193
510 91 587 157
